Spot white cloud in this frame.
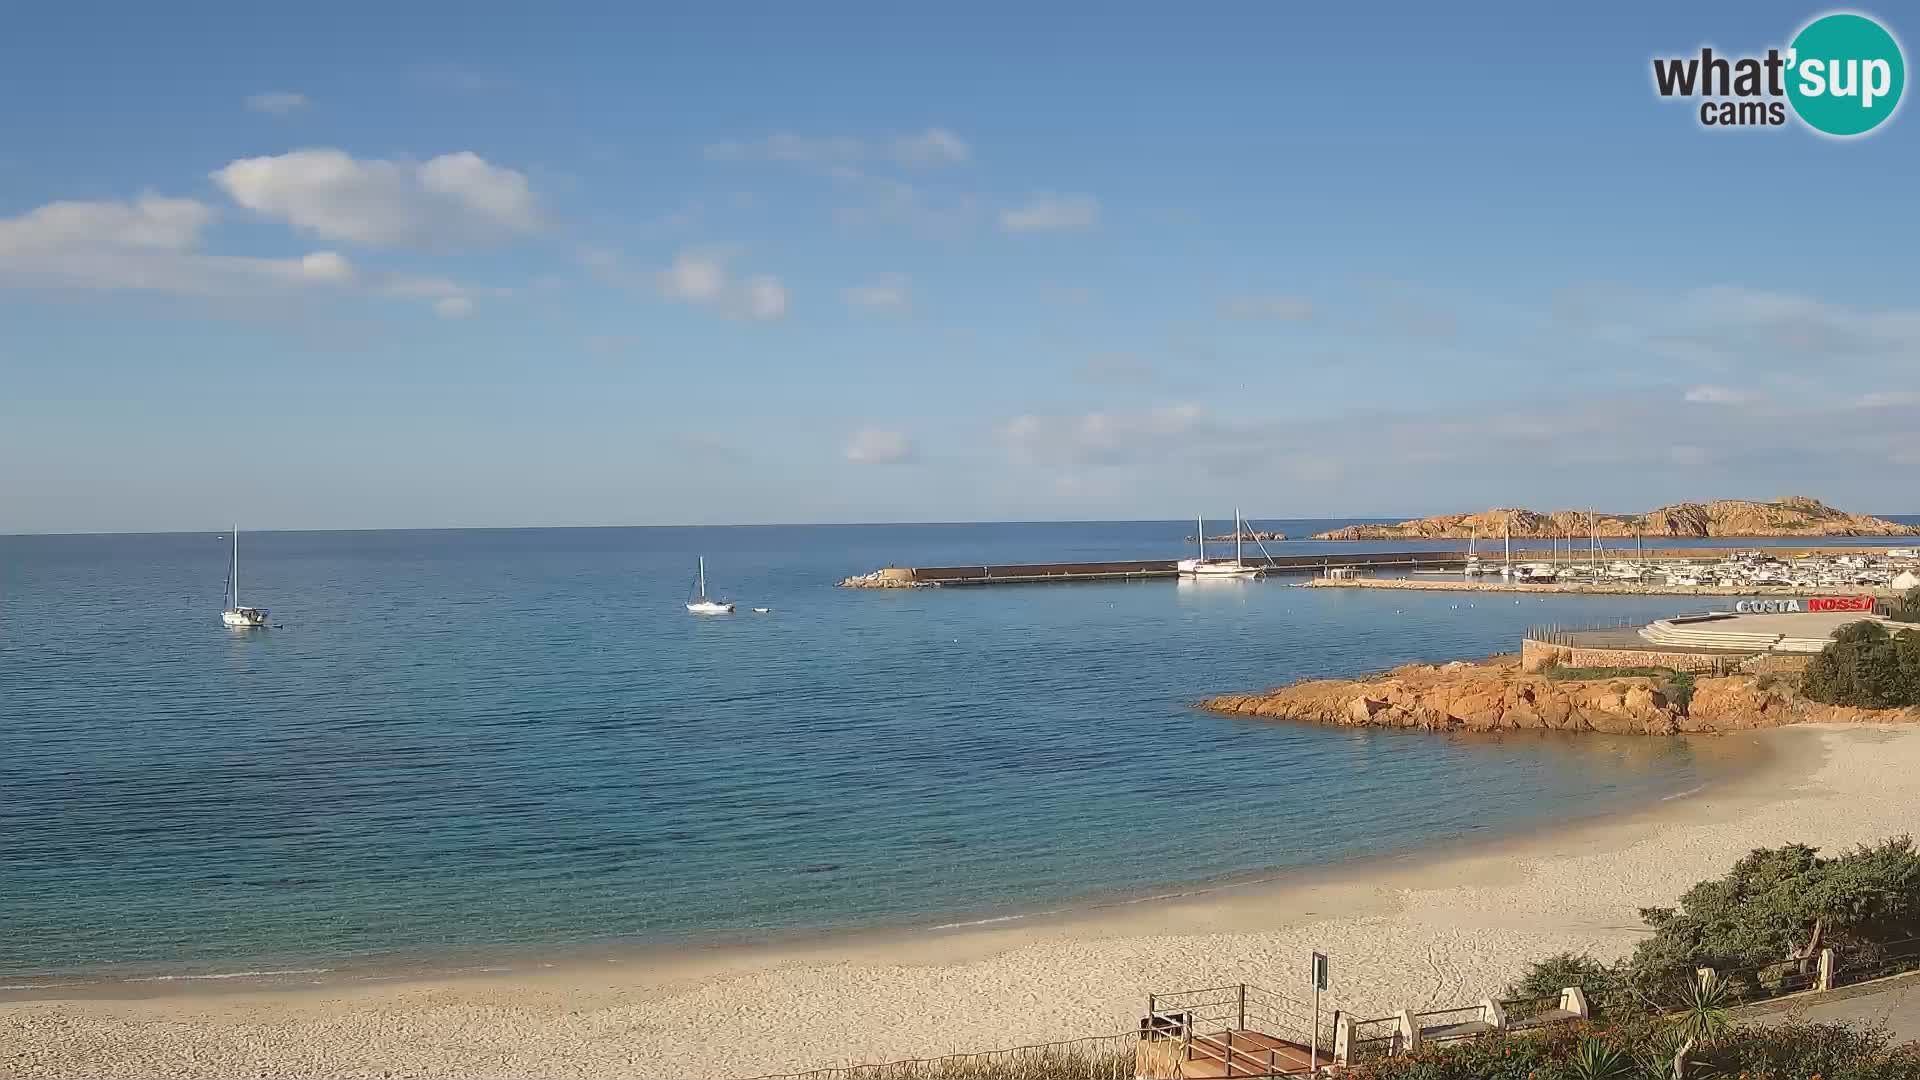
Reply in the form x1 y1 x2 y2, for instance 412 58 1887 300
892 128 971 167
1683 384 1760 405
295 251 354 283
996 402 1206 465
1222 294 1314 320
245 91 308 116
842 274 910 312
0 191 511 321
211 148 540 249
999 194 1098 233
623 248 787 322
844 427 916 465
657 250 728 302
0 193 363 298
0 193 212 255
738 275 788 320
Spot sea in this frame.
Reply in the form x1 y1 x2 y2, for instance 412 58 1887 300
2 519 1915 988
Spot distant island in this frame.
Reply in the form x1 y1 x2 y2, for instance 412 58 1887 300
1313 496 1920 540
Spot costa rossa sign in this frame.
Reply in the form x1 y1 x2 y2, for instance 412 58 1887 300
1734 595 1875 614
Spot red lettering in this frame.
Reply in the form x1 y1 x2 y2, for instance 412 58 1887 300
1810 595 1873 612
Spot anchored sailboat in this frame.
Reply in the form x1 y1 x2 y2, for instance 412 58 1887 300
1181 507 1263 578
220 529 270 628
685 556 735 614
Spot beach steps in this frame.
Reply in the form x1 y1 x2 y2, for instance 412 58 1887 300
1174 1030 1323 1077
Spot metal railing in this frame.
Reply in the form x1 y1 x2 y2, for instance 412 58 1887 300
1833 936 1920 988
1341 1016 1403 1063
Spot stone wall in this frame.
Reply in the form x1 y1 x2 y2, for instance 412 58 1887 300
1518 637 1812 675
1521 638 1737 674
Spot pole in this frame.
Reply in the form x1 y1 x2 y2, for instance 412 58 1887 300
1237 983 1246 1032
231 527 239 608
1312 984 1321 1073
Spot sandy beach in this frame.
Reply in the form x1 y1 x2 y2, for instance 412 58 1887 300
5 724 1917 1079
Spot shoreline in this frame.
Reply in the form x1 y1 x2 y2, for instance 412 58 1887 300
19 726 1920 1079
0 727 1764 1003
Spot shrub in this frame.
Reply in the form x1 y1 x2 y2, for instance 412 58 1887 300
1700 1021 1920 1080
1507 953 1630 1016
1662 670 1696 711
1801 620 1920 708
1629 837 1920 998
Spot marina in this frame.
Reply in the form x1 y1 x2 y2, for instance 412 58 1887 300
843 545 1920 591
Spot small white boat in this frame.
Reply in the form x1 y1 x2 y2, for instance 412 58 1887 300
685 556 735 614
752 607 771 614
220 528 270 628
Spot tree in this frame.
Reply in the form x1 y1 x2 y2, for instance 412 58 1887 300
1627 837 1920 995
1801 620 1920 708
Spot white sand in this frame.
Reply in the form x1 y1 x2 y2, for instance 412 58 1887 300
4 725 1914 1079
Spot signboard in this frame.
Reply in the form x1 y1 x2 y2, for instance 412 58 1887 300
1733 596 1873 614
1312 951 1329 991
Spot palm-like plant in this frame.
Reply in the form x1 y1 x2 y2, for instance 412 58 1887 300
1568 1036 1634 1080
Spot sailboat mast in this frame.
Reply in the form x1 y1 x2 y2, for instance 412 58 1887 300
698 556 707 599
1504 513 1512 571
1235 506 1243 565
231 528 239 608
1197 515 1205 563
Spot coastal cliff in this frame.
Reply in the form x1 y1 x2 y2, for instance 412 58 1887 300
1313 496 1920 541
1199 657 1917 736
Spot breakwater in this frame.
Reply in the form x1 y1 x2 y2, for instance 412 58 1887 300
840 550 1466 587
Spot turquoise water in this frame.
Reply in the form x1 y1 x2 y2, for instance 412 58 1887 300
1 521 1909 984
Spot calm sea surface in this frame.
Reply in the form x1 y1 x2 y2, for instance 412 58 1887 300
3 520 1915 983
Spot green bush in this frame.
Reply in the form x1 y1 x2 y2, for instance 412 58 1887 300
1349 1020 1920 1080
1801 620 1920 708
1662 670 1696 711
1629 837 1920 997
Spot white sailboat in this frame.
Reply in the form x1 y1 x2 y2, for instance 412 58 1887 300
685 556 735 614
1185 507 1263 578
220 528 270 628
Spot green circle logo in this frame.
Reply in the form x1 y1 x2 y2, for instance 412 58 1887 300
1787 12 1906 136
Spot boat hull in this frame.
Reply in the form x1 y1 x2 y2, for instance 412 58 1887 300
222 607 269 627
686 602 735 615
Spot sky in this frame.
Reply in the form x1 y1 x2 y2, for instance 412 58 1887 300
2 1 1917 533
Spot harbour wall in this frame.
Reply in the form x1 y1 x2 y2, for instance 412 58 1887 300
1517 638 1813 676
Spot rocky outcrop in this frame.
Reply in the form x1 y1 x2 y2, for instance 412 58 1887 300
1199 657 1920 735
1313 497 1920 541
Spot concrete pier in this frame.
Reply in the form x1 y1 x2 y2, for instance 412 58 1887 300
840 551 1466 587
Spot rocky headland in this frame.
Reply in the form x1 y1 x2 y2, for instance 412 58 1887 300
1313 496 1919 541
1199 656 1917 736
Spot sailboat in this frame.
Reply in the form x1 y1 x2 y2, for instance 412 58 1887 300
685 556 735 614
1183 507 1263 578
220 529 270 628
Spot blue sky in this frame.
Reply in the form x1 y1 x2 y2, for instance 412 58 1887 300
3 2 1916 532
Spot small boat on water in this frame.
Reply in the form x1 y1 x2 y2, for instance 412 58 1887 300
685 556 735 614
220 528 270 628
